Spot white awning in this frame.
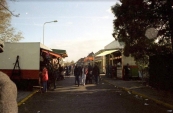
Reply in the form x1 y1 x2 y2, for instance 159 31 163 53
95 49 119 56
40 43 52 51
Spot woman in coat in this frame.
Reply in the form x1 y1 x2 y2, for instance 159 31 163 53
41 67 49 92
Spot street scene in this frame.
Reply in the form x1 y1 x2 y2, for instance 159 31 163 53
18 75 170 113
1 0 173 113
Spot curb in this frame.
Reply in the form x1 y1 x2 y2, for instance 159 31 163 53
101 78 173 110
17 90 38 106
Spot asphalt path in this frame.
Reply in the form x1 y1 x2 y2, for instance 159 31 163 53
18 76 169 113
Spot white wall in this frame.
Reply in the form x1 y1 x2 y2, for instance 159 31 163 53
0 42 40 70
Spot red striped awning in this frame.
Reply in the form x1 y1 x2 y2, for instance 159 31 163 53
42 50 61 58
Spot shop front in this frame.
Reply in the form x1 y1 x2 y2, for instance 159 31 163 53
95 40 138 79
94 56 104 73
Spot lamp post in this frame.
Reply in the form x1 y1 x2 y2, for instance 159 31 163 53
43 20 57 45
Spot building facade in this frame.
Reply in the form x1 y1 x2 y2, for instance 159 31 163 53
95 40 138 79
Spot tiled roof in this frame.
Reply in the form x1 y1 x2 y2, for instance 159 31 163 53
87 52 94 57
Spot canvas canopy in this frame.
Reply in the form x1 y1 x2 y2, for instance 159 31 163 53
95 49 119 56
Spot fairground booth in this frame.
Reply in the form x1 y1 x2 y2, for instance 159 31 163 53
0 42 68 90
95 40 138 79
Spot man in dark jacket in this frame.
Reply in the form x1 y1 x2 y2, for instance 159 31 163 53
92 64 100 84
124 63 130 80
86 63 93 84
74 65 80 86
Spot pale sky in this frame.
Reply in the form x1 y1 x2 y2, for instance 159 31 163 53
7 0 118 62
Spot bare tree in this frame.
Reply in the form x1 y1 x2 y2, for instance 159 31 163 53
0 0 23 42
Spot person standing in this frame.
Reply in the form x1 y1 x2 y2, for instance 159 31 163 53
53 66 58 89
74 65 77 85
112 64 117 79
78 65 82 84
41 67 49 92
69 65 71 75
86 63 93 84
81 65 88 86
124 63 130 80
74 65 80 86
92 64 100 84
64 65 68 76
59 64 65 80
71 64 74 75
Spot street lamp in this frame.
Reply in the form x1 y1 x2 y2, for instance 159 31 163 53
43 20 57 45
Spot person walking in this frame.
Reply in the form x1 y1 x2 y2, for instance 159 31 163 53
81 65 88 86
41 67 49 92
92 64 100 84
74 65 80 86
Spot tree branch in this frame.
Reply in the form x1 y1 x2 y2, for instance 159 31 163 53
0 2 20 17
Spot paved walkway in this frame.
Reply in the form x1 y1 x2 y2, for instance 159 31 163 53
17 90 38 106
100 74 173 110
17 75 173 110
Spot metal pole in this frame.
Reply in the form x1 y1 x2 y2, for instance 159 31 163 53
43 23 45 45
43 20 57 45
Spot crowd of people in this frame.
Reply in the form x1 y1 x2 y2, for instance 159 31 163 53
38 63 100 93
74 63 100 87
39 62 132 92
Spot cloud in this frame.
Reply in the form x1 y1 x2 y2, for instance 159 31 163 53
102 16 110 19
106 8 112 14
67 22 73 25
49 37 114 62
67 22 73 24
